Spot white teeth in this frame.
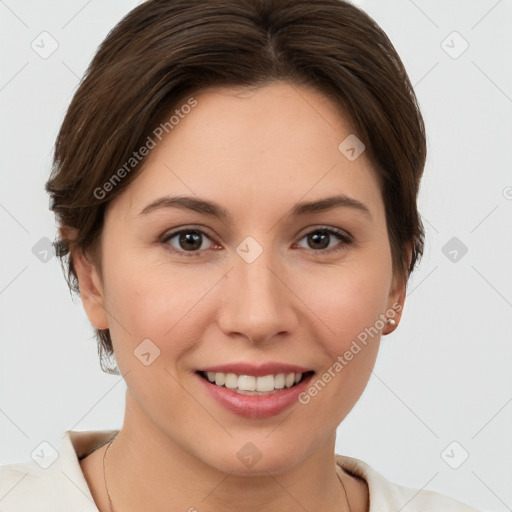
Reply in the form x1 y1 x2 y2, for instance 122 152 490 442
225 373 238 389
274 373 285 389
238 375 256 391
256 375 274 392
285 373 295 388
203 371 305 393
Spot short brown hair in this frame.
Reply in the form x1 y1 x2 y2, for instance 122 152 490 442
46 0 426 374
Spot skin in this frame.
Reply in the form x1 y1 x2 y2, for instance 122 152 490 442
75 81 407 512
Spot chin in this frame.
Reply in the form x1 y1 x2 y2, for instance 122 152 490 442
197 436 315 477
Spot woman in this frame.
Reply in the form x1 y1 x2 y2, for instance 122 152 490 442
0 0 481 510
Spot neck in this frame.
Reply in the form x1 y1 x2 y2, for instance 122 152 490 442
103 391 352 512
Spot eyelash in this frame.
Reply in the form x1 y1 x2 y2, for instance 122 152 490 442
160 226 353 258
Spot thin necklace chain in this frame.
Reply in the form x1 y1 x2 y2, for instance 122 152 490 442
102 433 351 512
102 432 118 512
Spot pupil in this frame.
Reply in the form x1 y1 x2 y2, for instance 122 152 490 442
180 231 201 250
309 231 329 250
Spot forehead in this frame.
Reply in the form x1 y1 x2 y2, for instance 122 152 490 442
111 81 383 220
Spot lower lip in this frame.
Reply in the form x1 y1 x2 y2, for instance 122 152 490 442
197 373 314 419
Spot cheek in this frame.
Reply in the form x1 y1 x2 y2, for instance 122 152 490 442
301 253 392 354
292 249 393 426
294 270 389 432
102 253 216 361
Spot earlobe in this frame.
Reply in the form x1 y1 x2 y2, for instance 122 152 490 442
383 243 414 335
383 270 407 336
72 248 109 331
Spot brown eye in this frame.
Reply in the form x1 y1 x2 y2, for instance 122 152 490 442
307 231 331 250
296 228 352 253
163 229 214 255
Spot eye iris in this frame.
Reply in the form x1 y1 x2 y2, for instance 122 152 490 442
179 231 202 251
309 231 330 250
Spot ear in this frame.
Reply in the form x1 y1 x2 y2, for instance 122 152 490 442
383 245 411 335
70 244 109 331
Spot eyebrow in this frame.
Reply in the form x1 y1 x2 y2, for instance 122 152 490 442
139 194 372 220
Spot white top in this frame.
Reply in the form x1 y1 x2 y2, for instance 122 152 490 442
0 430 480 511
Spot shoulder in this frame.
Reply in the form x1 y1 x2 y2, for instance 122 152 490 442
0 458 73 512
0 459 47 500
0 430 116 512
0 460 98 511
335 454 482 512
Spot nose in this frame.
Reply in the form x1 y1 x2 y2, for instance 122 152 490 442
217 244 297 345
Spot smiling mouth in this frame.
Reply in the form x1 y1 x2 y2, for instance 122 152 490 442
197 370 315 395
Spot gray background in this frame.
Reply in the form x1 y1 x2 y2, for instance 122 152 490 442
1 1 511 510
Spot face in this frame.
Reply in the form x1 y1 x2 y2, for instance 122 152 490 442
76 81 405 475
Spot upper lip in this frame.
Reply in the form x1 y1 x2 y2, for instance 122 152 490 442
197 363 312 377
